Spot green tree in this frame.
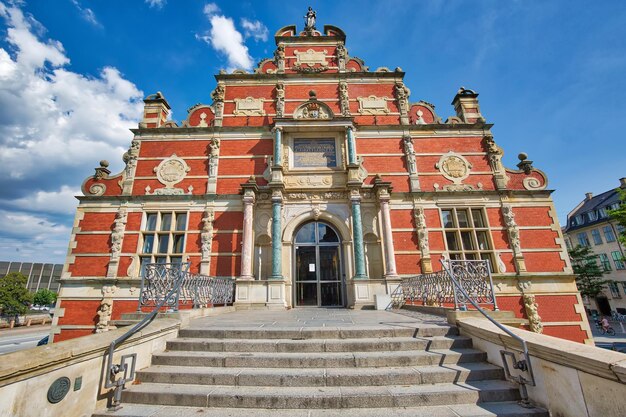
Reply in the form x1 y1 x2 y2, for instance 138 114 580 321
33 288 57 306
608 188 626 245
0 272 33 318
569 245 609 299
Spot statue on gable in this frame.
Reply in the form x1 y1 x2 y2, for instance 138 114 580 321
304 7 316 32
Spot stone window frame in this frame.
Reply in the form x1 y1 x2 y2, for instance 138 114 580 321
440 207 495 271
591 229 603 245
608 281 621 299
599 253 612 271
284 131 345 172
611 251 626 270
603 225 617 243
139 210 189 274
577 232 590 247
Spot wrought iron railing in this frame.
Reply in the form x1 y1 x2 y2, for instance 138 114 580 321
400 259 497 311
138 263 234 310
104 263 234 409
438 259 536 407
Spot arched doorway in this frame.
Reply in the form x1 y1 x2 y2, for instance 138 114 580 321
293 221 345 307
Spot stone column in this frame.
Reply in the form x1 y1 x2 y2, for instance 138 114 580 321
374 178 398 279
346 126 356 165
350 190 368 279
239 181 257 280
270 190 283 279
274 127 283 167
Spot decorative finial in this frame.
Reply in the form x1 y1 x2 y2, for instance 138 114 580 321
516 152 534 174
309 90 317 99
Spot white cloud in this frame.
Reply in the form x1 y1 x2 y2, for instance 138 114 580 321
203 2 219 17
145 0 166 9
70 0 101 27
10 185 81 215
0 209 71 264
0 3 143 263
196 12 253 71
241 18 269 42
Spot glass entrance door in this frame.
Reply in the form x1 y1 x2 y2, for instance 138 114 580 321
294 222 343 307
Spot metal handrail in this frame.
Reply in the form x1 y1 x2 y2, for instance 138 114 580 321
440 259 536 407
103 263 188 410
103 263 234 410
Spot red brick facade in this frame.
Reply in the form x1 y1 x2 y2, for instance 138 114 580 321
54 22 591 344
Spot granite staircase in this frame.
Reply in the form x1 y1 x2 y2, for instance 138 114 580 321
94 323 548 417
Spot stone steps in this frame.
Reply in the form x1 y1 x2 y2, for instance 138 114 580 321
178 325 458 339
96 320 547 416
121 381 521 409
93 402 548 417
166 335 473 352
151 348 486 368
136 363 504 386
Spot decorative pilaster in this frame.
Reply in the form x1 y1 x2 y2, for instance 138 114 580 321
106 207 127 278
402 135 420 191
211 82 225 127
394 82 410 125
274 43 285 73
240 178 257 280
350 190 368 279
275 83 285 118
121 140 140 195
270 189 283 279
336 43 347 72
502 204 527 273
413 206 432 273
339 81 350 116
483 134 507 190
207 136 220 194
200 207 214 275
374 177 398 279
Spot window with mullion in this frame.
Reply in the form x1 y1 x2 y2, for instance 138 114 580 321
441 208 494 270
140 211 188 272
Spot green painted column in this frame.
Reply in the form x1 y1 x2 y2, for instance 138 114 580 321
346 127 356 165
270 198 282 279
351 196 368 279
274 127 282 166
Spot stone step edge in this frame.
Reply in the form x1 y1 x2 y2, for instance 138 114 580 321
92 401 549 417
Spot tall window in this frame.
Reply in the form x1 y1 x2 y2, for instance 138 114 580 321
577 232 590 247
603 226 616 242
612 251 626 270
609 282 621 298
441 208 494 268
599 253 612 271
140 212 188 273
591 229 603 245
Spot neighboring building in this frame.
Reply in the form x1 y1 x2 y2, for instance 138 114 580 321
53 16 591 343
0 261 62 293
563 178 626 316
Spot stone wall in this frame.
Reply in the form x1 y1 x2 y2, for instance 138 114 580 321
457 317 626 416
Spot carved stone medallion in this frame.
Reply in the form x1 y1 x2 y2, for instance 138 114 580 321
435 151 472 184
154 154 190 188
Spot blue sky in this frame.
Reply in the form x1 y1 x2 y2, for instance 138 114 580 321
0 0 624 264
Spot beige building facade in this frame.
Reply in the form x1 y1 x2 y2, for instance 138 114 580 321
564 178 626 315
